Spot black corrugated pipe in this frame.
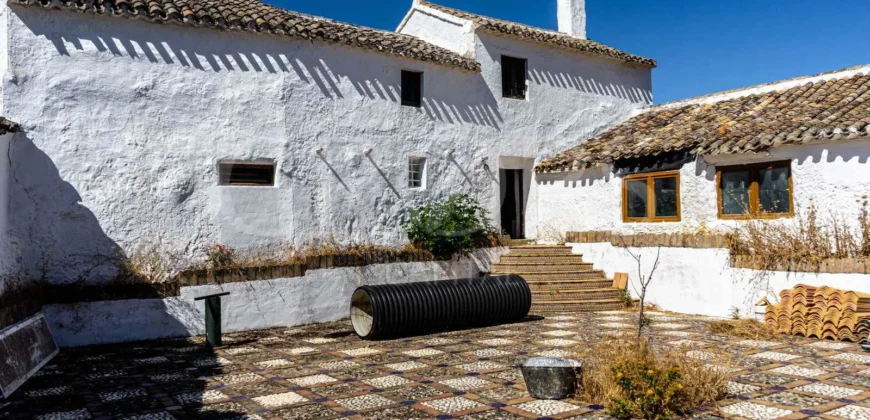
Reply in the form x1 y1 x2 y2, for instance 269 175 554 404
350 275 531 339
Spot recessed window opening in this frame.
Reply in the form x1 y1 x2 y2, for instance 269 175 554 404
408 157 426 189
401 70 423 107
717 161 792 219
218 162 276 186
622 170 680 223
501 55 527 99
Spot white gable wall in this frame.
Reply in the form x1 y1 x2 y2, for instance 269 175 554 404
536 137 870 236
1 6 651 284
397 6 473 56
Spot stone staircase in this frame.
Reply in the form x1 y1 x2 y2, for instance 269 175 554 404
491 245 626 313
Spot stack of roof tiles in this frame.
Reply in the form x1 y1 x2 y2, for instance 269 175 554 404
765 285 870 342
537 71 870 173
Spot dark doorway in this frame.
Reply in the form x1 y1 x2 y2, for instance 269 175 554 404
500 169 525 239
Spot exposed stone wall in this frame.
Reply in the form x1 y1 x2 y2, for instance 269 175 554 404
1 5 651 285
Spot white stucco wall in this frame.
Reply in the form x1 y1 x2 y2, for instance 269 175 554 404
1 5 652 284
573 242 870 319
43 247 507 347
397 6 472 56
536 138 870 236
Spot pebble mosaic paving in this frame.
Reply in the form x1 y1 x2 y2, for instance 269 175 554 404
4 311 870 419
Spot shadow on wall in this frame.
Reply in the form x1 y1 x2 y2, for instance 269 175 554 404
536 164 612 188
7 133 124 284
528 67 652 104
16 8 502 129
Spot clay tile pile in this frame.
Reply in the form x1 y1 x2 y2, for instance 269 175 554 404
537 72 870 173
419 1 656 68
12 0 481 72
764 284 870 342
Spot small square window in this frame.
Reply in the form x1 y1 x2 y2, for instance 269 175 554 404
401 70 423 107
501 55 527 99
408 157 426 189
218 162 275 186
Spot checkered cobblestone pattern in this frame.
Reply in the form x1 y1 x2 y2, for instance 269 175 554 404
3 311 870 419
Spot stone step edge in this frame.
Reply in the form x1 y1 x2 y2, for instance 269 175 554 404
533 298 625 304
531 287 618 293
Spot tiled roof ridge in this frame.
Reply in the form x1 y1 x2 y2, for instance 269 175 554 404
11 0 481 72
536 70 870 173
647 62 870 112
417 0 656 68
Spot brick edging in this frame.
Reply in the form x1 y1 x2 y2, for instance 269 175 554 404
565 231 729 249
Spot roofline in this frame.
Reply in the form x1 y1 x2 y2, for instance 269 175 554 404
10 0 482 73
417 0 656 68
642 62 870 114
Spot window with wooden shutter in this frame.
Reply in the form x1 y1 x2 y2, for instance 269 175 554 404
401 70 423 107
501 55 527 99
218 162 276 186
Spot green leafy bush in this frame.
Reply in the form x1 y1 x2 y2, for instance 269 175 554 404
403 194 495 260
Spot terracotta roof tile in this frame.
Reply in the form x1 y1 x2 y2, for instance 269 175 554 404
536 72 870 172
419 0 655 67
12 0 481 72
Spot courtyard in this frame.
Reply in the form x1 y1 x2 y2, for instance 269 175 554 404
3 311 870 420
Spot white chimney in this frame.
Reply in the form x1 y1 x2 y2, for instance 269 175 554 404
557 0 586 39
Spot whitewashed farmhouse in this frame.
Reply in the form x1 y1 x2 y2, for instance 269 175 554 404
0 0 654 287
1 0 869 349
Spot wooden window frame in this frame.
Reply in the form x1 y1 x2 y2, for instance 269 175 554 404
716 161 794 220
501 55 527 100
622 170 681 223
400 70 423 108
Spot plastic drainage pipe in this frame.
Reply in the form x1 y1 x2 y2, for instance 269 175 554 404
349 275 531 339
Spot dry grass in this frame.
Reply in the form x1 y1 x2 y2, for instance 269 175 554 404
708 318 777 340
728 201 870 272
576 337 727 419
194 237 436 270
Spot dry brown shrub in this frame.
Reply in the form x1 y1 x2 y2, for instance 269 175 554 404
576 336 727 419
708 318 777 340
728 202 870 272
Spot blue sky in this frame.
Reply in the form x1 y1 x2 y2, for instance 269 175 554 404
272 0 870 104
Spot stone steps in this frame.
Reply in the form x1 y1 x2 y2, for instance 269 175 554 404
527 280 614 291
494 244 625 313
531 288 620 300
492 262 595 274
506 246 574 256
499 254 586 264
531 299 626 313
518 271 608 282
